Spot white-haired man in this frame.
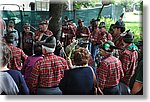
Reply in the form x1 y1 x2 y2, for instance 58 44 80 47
29 36 69 95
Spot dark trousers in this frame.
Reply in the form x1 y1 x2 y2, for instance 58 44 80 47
103 85 121 95
23 48 33 56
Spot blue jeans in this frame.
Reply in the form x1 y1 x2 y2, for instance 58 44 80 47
36 87 62 95
103 84 121 95
91 44 98 61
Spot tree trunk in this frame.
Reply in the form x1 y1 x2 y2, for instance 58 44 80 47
48 3 63 41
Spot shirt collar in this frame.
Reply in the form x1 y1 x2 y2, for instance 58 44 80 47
44 53 54 56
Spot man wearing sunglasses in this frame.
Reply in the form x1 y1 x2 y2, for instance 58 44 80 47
21 23 34 56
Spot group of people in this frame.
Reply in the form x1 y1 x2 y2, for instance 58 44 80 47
0 15 143 95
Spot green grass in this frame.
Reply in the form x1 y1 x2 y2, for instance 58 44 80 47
125 21 143 42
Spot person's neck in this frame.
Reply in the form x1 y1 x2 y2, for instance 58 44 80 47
0 65 10 72
102 54 112 59
123 43 131 49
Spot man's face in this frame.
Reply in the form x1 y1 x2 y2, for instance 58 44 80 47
99 48 105 56
92 21 98 27
23 27 30 33
78 22 83 27
113 27 120 37
100 27 106 32
39 24 48 32
8 25 14 31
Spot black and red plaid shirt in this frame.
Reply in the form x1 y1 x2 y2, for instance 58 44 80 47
96 55 124 90
90 28 107 45
112 35 123 49
34 29 53 42
61 25 76 47
119 44 138 86
29 53 69 93
7 44 28 70
76 26 90 39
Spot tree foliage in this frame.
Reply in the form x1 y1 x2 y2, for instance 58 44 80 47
73 0 98 10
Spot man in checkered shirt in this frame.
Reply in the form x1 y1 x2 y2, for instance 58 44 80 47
96 41 124 95
29 35 69 95
119 30 138 86
5 31 28 71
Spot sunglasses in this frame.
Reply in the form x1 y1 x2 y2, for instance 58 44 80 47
24 27 30 29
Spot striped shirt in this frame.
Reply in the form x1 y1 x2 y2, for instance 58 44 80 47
96 55 124 90
119 46 138 86
29 53 69 93
8 44 28 70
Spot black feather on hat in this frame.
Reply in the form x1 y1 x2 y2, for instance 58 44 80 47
123 30 134 43
113 20 125 28
99 22 106 28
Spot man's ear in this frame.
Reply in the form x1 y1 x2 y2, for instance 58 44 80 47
42 48 46 54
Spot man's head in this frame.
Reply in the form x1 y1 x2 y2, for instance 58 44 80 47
122 30 134 45
5 31 16 44
39 20 49 32
74 47 89 66
108 24 114 34
23 23 31 33
99 41 116 56
99 21 106 32
34 43 42 56
8 20 15 32
36 36 56 54
113 20 125 36
91 18 100 28
78 19 84 27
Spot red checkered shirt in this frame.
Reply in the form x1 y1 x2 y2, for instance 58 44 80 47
113 35 123 49
61 25 76 47
7 44 28 70
34 29 53 42
96 55 124 90
119 45 138 86
90 27 101 44
29 53 69 93
76 26 90 39
107 33 113 41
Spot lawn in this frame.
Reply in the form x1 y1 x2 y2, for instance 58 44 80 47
125 21 143 42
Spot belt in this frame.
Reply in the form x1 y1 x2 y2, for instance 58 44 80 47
104 84 119 89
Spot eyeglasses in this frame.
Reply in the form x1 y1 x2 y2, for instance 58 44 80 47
24 27 30 29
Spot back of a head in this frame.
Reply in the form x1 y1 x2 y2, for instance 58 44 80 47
5 31 15 44
114 20 125 33
34 44 42 56
0 42 11 67
123 30 134 44
74 47 89 66
8 20 15 27
38 36 56 53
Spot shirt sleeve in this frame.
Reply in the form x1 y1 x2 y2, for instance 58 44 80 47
29 61 40 93
96 61 108 90
135 60 143 83
18 71 29 95
21 49 28 61
120 53 131 73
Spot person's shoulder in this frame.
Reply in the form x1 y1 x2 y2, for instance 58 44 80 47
56 55 66 61
123 49 133 56
7 70 22 76
29 31 34 35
